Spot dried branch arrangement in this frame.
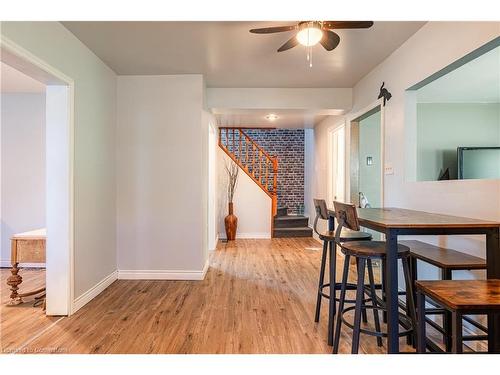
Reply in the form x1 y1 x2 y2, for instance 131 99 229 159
225 159 239 203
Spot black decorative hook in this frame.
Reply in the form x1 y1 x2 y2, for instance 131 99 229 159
378 82 392 106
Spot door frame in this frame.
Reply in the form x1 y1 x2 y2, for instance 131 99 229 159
1 35 75 316
346 99 385 208
327 121 346 205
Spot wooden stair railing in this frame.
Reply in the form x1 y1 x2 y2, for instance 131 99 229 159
219 127 278 235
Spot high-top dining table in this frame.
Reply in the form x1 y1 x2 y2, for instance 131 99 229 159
327 207 500 354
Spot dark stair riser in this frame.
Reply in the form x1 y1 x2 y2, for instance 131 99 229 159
274 217 309 228
274 228 313 238
276 207 288 217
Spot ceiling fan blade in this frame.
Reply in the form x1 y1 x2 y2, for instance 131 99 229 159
320 30 341 51
277 35 299 52
322 21 374 29
249 25 297 34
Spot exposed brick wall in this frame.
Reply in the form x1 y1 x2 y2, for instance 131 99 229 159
244 129 304 213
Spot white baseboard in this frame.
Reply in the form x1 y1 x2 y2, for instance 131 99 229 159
219 232 271 239
72 270 118 313
118 259 209 281
0 260 46 268
209 235 219 251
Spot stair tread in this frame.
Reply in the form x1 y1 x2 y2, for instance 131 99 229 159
274 215 308 221
274 227 312 231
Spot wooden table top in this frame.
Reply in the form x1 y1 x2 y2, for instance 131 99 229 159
11 228 46 240
328 207 500 229
416 280 500 311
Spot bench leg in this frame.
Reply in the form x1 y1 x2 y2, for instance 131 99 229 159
452 311 463 354
442 268 453 352
417 290 426 353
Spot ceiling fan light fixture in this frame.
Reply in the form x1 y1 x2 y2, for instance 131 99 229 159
296 23 323 47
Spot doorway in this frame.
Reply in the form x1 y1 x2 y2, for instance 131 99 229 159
1 37 74 316
349 104 384 208
208 121 217 251
328 125 346 204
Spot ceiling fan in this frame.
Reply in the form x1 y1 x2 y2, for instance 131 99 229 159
249 21 374 53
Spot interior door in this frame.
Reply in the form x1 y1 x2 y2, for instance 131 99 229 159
329 126 345 203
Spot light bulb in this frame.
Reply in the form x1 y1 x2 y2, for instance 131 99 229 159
296 27 323 47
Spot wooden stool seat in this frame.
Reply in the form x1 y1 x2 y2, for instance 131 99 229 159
416 280 500 312
319 230 372 242
402 240 486 271
416 280 500 353
403 240 488 352
341 241 410 258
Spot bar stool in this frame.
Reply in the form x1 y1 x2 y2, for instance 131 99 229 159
416 280 500 353
313 199 372 346
332 201 417 354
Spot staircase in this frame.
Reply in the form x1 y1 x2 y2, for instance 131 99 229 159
219 127 312 238
273 211 313 238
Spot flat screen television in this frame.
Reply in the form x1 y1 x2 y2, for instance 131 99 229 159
457 147 500 180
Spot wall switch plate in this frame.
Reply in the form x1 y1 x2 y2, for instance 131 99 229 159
384 163 394 175
366 156 373 166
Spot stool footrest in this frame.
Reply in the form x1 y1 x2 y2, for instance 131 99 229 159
340 305 414 338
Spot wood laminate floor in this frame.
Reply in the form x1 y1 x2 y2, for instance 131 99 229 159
1 238 442 354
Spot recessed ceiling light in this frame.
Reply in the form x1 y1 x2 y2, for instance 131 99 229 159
265 114 279 121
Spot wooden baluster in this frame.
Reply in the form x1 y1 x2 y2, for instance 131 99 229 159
259 150 262 183
265 159 269 190
245 138 249 167
273 157 278 194
232 128 235 155
239 130 242 162
252 145 256 176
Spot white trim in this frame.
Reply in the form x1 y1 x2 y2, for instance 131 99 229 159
346 98 386 207
327 122 347 205
118 259 209 281
209 235 220 251
72 270 118 313
1 35 75 317
219 232 271 239
0 260 46 268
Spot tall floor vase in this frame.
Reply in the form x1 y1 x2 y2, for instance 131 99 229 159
224 202 238 241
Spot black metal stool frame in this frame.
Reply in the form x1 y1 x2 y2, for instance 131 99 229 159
313 199 374 346
331 203 418 354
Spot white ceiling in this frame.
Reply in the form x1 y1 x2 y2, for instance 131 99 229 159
214 109 338 128
63 21 425 88
1 62 46 93
417 45 500 103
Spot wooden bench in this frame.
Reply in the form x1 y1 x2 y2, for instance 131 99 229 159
416 280 500 353
401 240 487 351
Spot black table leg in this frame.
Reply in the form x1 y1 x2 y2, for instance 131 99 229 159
385 229 400 353
486 227 500 353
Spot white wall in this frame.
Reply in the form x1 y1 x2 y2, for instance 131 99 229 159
310 116 345 238
207 114 218 250
1 93 46 266
207 88 352 112
349 22 500 260
304 128 315 226
116 75 208 278
217 149 271 239
1 22 117 302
